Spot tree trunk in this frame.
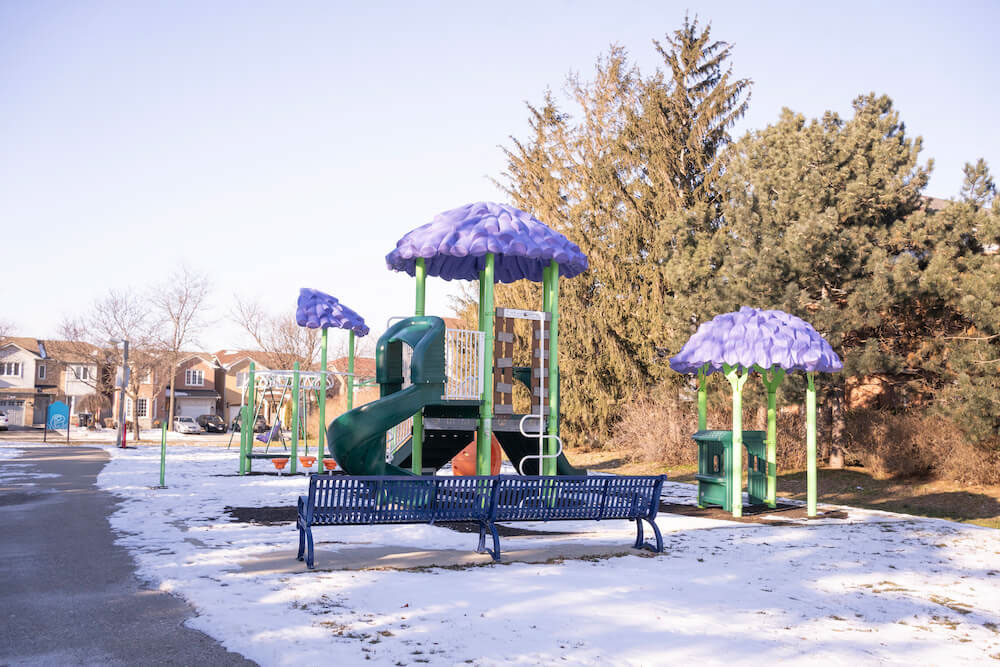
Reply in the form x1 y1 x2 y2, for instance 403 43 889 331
168 365 177 432
828 381 845 469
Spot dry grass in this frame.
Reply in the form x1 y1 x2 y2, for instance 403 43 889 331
843 409 1000 486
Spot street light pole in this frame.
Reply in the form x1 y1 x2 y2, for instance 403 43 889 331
111 339 130 449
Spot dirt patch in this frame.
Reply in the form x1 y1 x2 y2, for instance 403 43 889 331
659 501 848 524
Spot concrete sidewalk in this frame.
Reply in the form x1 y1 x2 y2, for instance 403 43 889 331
0 446 254 666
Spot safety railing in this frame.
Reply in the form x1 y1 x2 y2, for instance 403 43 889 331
444 328 484 400
385 415 413 461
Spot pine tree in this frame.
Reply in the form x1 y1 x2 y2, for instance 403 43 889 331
475 18 750 443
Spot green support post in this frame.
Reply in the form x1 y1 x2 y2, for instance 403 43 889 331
412 258 426 474
158 421 167 487
723 363 750 518
245 362 256 475
347 331 355 411
759 365 786 508
806 371 817 517
476 253 495 475
697 366 707 431
291 361 300 474
544 260 559 476
318 328 328 469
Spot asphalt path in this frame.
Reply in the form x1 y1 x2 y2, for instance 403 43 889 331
0 446 254 666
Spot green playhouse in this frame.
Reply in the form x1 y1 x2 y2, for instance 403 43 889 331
670 307 843 518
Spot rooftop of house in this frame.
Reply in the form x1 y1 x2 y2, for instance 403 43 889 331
329 356 377 379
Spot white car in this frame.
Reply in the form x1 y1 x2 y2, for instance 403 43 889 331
0 411 7 430
173 416 203 434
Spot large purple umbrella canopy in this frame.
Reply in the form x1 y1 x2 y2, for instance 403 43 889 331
670 307 842 375
295 288 369 337
385 201 589 283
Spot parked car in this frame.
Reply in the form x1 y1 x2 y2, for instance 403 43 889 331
173 416 203 434
196 414 227 433
230 415 269 433
0 411 7 431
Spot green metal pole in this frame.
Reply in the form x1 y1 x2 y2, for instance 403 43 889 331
318 328 328 469
412 258 426 474
807 372 817 517
291 361 300 474
760 366 785 508
477 253 495 475
245 362 256 475
347 331 355 411
723 363 749 518
158 421 167 487
544 260 559 476
697 366 707 431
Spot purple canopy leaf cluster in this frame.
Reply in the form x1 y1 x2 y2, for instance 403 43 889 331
385 201 589 283
295 288 369 337
670 307 842 375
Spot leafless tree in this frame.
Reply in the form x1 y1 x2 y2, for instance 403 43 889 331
150 266 212 429
232 296 320 370
0 319 13 344
60 289 163 440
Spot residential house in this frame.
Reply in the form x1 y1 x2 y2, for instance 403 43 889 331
328 356 379 415
111 352 224 430
213 349 279 424
0 338 106 426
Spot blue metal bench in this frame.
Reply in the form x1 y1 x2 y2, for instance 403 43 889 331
296 473 666 568
482 475 666 560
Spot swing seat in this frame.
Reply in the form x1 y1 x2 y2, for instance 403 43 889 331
272 458 288 470
322 459 338 471
255 419 282 444
299 456 316 468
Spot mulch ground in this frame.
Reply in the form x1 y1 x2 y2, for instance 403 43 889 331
660 501 848 524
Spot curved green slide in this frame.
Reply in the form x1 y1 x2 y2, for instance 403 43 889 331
328 316 447 476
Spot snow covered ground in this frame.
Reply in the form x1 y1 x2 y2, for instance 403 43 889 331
4 442 1000 665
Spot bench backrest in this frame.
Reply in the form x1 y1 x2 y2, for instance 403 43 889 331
490 475 665 522
306 475 493 525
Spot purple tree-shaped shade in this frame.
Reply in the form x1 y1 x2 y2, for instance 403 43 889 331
385 201 589 283
670 307 842 375
295 288 369 337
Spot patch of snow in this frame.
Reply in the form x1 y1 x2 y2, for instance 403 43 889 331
80 444 1000 665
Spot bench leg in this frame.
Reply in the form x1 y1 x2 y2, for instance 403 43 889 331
635 518 664 553
477 521 501 561
297 522 306 562
305 526 316 569
632 518 644 549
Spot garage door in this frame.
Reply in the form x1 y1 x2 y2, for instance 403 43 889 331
177 399 214 418
0 399 25 426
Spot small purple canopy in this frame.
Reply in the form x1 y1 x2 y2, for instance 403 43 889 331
670 307 842 375
295 288 369 337
385 201 589 283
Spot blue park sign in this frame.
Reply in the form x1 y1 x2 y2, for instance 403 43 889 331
47 401 69 430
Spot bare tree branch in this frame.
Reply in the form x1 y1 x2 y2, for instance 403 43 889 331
231 295 320 370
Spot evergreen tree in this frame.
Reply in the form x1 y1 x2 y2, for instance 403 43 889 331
478 19 750 443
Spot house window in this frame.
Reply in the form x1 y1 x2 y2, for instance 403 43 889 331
0 362 22 377
136 398 148 418
185 369 204 386
236 371 248 389
38 365 46 380
72 365 90 381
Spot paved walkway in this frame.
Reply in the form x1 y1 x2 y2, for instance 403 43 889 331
0 446 254 666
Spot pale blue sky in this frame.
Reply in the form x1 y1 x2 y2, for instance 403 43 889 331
3 1 997 353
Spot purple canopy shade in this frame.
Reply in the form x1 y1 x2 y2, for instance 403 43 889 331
295 288 369 337
670 307 842 375
385 201 589 283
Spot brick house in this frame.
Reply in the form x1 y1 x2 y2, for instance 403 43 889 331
0 338 106 426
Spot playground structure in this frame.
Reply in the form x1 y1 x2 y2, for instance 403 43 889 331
670 307 843 517
238 289 371 474
328 201 590 477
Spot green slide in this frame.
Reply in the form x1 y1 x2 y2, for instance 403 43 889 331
328 316 447 476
